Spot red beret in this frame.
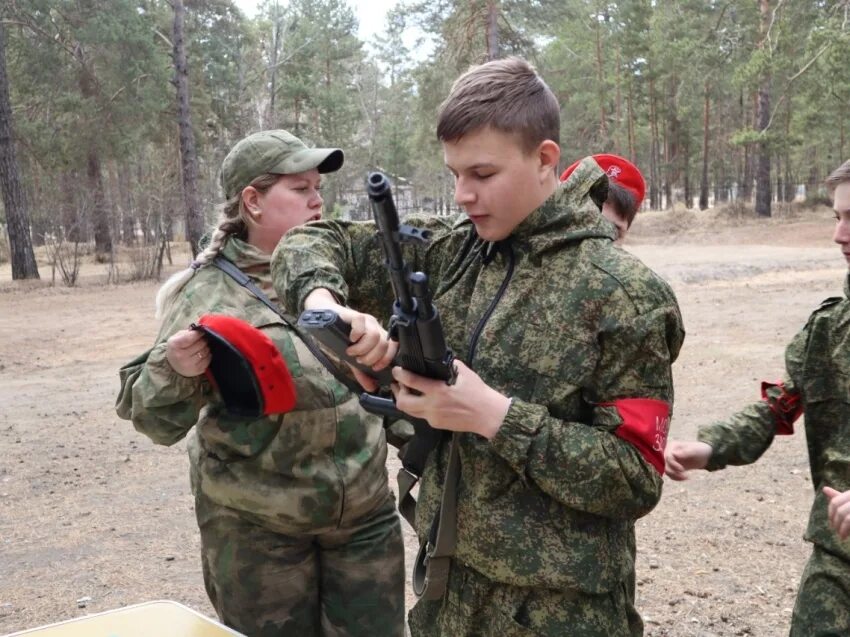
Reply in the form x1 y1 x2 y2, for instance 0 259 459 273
560 153 646 208
193 315 297 418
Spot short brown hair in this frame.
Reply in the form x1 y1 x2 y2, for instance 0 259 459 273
436 57 560 154
825 160 850 194
607 182 639 228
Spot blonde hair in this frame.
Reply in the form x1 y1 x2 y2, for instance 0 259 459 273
154 173 281 320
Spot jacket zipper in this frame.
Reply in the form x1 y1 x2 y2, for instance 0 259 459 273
467 242 516 365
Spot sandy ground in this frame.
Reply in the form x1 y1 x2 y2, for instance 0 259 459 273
0 206 845 636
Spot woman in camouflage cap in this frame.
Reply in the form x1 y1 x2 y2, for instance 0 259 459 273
117 130 404 637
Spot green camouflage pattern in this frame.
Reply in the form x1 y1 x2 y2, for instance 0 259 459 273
790 546 850 637
193 482 404 637
272 159 684 632
408 561 642 637
698 277 850 634
116 236 403 635
220 129 343 199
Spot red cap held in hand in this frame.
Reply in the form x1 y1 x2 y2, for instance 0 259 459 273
560 154 646 208
193 314 296 418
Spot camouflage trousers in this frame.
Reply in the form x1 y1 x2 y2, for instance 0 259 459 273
194 490 405 637
408 560 643 637
790 545 850 637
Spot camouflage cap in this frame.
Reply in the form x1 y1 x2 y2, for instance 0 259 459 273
220 129 344 199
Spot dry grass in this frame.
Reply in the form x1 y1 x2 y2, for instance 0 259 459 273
627 201 834 246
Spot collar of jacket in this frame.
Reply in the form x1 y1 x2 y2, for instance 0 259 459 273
844 272 850 299
220 236 277 301
472 158 616 266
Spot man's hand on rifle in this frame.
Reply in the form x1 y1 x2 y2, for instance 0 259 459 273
304 288 397 392
390 361 512 439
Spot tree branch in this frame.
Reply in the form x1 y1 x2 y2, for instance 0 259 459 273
761 40 831 134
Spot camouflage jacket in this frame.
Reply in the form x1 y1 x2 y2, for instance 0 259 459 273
115 237 390 535
699 275 850 561
272 160 684 593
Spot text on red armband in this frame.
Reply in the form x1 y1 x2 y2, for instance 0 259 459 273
600 398 671 474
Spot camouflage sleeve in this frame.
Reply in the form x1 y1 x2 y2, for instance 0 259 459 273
698 325 807 470
490 297 684 520
115 341 208 446
115 288 212 446
271 215 459 319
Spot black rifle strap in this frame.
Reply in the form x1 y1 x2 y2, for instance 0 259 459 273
211 256 364 397
411 432 461 600
396 429 445 527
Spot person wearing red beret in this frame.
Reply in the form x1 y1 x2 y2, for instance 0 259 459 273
561 153 646 242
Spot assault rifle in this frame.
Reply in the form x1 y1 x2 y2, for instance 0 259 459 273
298 171 456 522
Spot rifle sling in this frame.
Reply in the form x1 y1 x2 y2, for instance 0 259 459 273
412 432 461 600
211 256 364 398
396 428 445 527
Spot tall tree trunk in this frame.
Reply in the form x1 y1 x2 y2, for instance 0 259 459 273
699 83 710 210
649 77 661 210
118 161 135 245
754 0 772 217
172 0 204 256
783 105 794 202
626 78 637 162
742 144 753 201
485 0 499 60
60 171 82 243
594 13 607 143
77 58 111 256
0 22 39 279
664 81 676 210
86 150 111 256
614 45 622 155
294 97 301 135
683 137 692 209
266 1 283 127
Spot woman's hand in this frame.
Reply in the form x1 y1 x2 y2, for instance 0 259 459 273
304 288 397 392
166 329 210 377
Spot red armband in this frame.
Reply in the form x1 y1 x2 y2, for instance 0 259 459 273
761 380 802 435
600 398 671 474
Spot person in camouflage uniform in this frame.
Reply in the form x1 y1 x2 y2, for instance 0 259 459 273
561 154 646 243
272 58 685 637
665 160 850 636
115 130 404 637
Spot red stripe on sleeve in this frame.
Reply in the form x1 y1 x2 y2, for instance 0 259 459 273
600 398 671 474
760 381 802 435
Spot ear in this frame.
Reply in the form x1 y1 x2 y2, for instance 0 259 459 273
241 186 262 221
537 140 561 180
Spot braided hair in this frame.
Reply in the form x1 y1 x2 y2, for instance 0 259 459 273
154 173 281 320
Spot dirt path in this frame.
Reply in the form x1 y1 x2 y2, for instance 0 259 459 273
0 209 844 636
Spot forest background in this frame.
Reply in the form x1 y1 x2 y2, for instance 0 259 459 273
1 0 849 282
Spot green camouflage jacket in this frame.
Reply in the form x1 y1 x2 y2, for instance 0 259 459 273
272 160 684 593
116 237 390 535
699 275 850 561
